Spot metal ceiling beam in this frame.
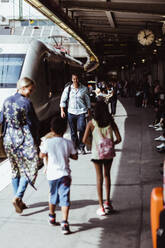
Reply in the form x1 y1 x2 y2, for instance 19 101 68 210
105 11 116 28
39 0 85 39
74 16 108 20
105 0 116 28
61 1 165 15
85 27 140 34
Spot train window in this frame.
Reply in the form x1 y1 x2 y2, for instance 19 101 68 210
0 54 25 88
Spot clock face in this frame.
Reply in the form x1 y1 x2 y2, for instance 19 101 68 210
137 29 155 46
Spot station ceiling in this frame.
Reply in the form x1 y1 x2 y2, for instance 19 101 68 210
25 0 165 69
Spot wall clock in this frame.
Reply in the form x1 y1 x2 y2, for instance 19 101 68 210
137 29 155 46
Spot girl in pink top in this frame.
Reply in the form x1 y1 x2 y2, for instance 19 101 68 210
83 101 121 216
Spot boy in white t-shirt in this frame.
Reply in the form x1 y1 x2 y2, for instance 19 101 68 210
39 116 78 234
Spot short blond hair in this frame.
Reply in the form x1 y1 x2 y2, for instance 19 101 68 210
17 77 35 90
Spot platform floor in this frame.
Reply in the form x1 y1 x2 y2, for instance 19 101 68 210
0 97 164 248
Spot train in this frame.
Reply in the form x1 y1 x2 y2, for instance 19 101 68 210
0 37 84 134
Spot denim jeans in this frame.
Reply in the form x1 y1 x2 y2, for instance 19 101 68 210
12 176 29 199
68 113 86 149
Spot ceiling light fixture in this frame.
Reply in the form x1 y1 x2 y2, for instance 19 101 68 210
153 49 157 54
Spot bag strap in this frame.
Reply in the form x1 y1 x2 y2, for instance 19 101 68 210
67 85 71 102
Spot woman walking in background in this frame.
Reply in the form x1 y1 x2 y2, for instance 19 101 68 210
83 101 121 216
0 77 40 214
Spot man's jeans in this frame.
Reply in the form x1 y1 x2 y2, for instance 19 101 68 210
68 113 86 149
12 176 28 199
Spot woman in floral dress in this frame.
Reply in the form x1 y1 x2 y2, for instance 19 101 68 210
0 77 40 213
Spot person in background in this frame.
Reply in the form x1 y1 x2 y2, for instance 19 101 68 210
123 79 128 97
96 87 107 102
142 80 150 108
0 77 39 214
83 101 121 216
39 116 78 234
60 73 91 154
109 81 118 115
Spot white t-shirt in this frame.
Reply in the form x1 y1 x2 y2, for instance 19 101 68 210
40 137 77 180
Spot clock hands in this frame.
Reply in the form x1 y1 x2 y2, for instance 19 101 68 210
144 31 152 39
144 31 147 39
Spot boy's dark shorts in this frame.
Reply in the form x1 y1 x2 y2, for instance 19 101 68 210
48 176 71 206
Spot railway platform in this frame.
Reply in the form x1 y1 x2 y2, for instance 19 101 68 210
0 97 164 248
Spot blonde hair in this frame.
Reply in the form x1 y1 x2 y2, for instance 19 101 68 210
17 77 35 90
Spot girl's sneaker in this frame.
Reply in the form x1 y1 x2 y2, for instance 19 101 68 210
96 207 106 216
61 221 70 234
104 201 114 214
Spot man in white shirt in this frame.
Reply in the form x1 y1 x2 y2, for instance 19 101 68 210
60 73 91 154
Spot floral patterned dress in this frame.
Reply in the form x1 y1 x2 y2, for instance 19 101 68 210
0 92 39 181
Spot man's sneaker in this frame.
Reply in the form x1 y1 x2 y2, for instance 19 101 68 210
154 135 165 142
48 213 58 226
61 221 70 234
103 201 114 214
154 123 161 128
12 197 23 213
148 124 155 128
96 207 106 216
155 127 164 131
156 143 165 149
